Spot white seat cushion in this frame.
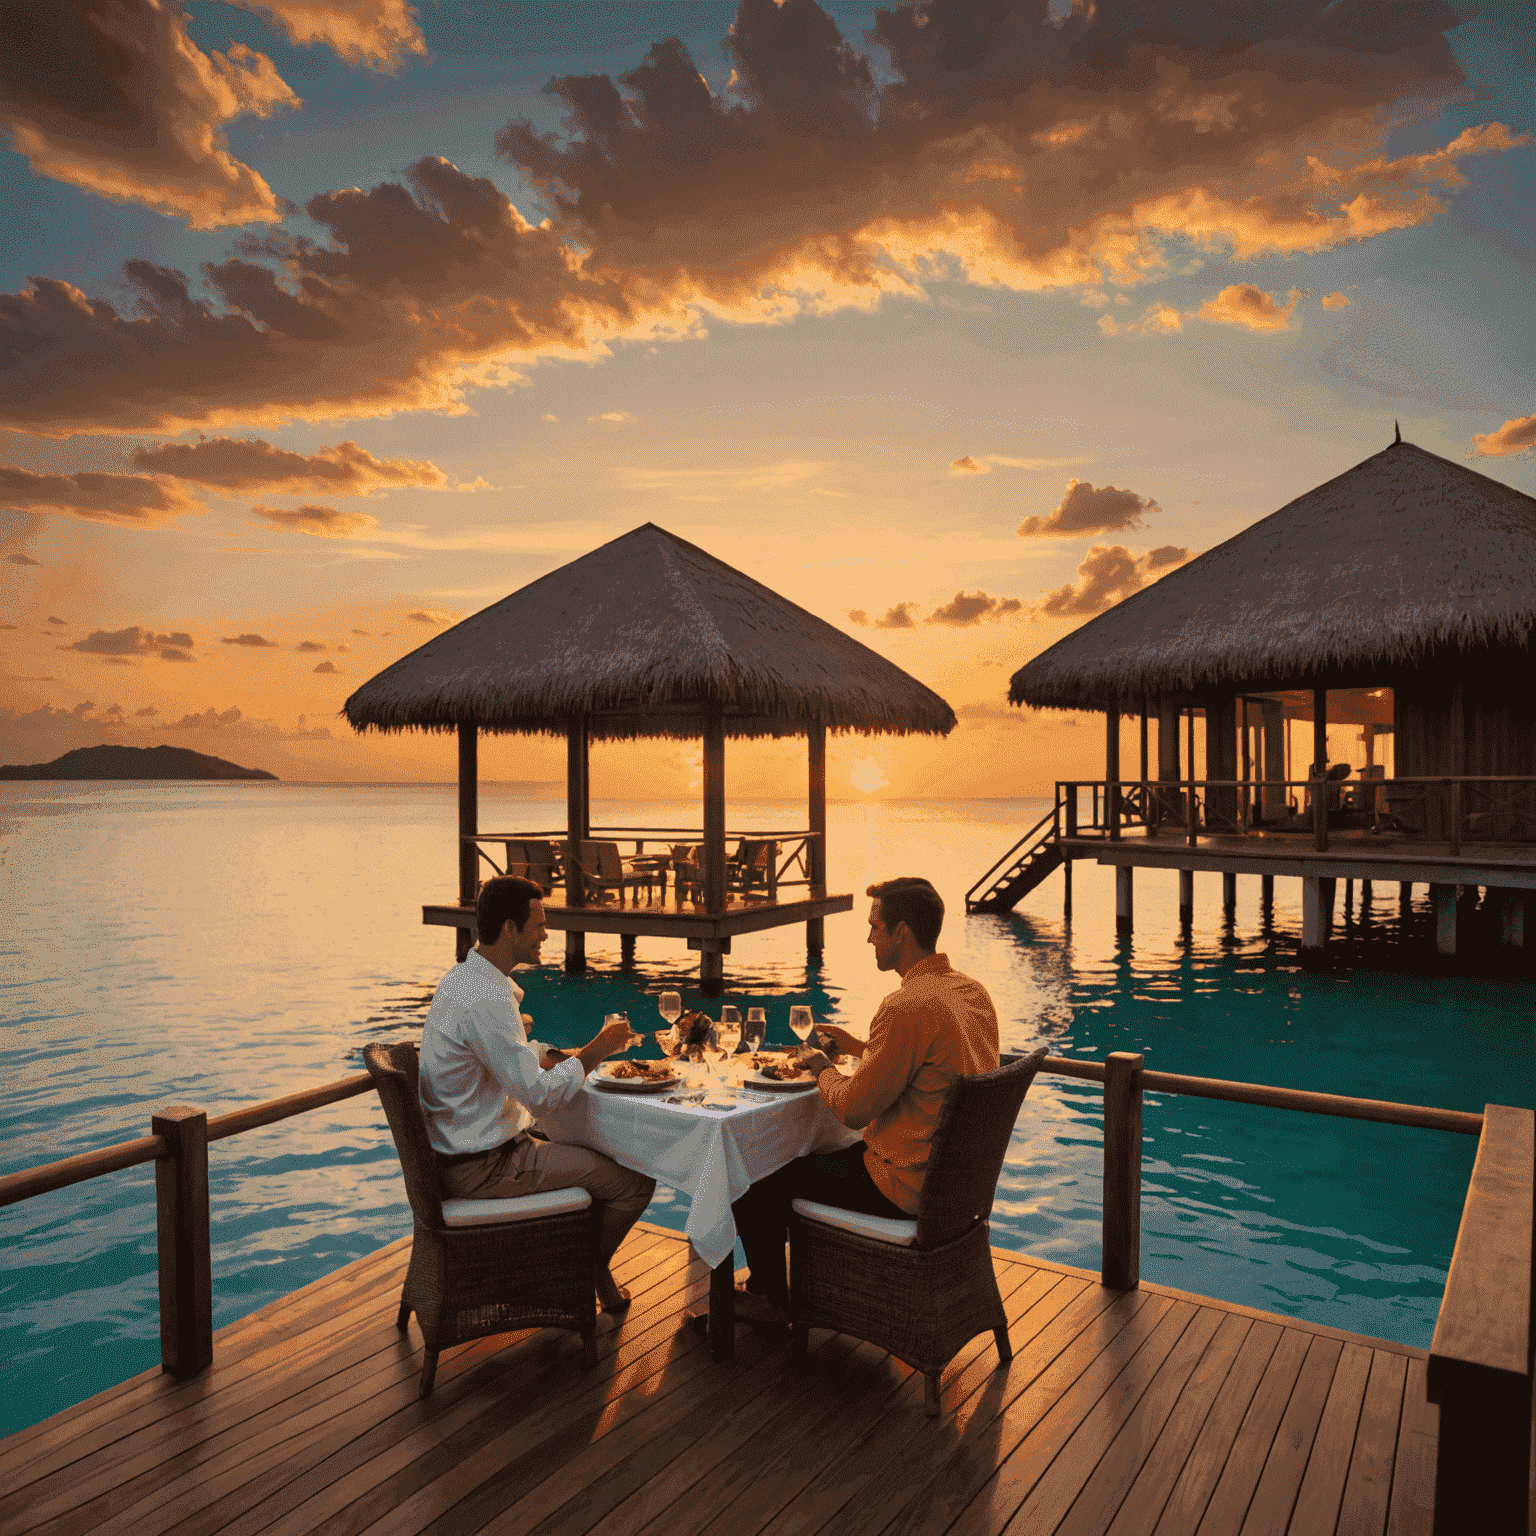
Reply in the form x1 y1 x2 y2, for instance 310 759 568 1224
792 1197 918 1247
441 1187 592 1227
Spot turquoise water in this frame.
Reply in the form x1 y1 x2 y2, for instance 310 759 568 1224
2 782 1532 1438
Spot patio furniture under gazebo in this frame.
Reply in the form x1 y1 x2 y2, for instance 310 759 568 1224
343 523 955 992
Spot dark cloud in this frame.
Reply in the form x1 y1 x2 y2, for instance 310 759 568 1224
351 628 370 636
335 643 351 653
221 633 280 647
69 626 195 661
1019 479 1158 537
0 466 205 527
0 0 296 228
47 616 65 625
406 609 454 625
2 3 1512 439
165 704 332 740
847 609 867 625
132 437 447 495
312 660 337 673
1037 543 1192 617
296 640 327 653
6 551 41 565
248 503 383 538
872 603 917 630
135 704 158 717
927 591 1024 626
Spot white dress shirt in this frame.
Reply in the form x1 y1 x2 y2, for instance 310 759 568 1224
417 948 586 1155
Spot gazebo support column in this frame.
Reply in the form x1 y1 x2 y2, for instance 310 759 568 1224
1260 701 1285 821
564 716 589 974
456 723 478 962
806 723 827 957
1312 688 1328 852
700 700 726 996
1178 869 1193 926
1157 696 1179 829
1115 866 1133 935
1105 698 1121 841
1222 871 1236 919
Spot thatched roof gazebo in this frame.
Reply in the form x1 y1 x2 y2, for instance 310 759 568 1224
971 438 1536 956
345 523 955 986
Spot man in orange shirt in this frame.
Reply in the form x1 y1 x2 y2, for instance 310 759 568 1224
731 876 1000 1324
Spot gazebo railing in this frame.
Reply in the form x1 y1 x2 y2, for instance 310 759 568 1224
463 828 823 902
1061 777 1536 854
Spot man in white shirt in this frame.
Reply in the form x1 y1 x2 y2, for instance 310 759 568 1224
419 875 654 1313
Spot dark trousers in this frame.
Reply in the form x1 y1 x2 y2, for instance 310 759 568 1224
732 1144 908 1306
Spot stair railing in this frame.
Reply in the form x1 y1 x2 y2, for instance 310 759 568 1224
964 800 1060 912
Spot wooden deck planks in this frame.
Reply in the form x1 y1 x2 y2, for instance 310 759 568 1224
0 1234 1442 1536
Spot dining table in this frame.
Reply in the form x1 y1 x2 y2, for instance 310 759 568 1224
537 1056 859 1359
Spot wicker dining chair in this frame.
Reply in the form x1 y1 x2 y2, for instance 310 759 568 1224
787 1047 1049 1417
363 1042 599 1397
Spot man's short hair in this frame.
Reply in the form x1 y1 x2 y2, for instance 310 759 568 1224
866 877 944 952
477 875 544 946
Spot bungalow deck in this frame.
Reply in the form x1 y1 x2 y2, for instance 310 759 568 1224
0 1223 1437 1536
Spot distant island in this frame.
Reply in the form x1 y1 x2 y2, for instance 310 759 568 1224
0 744 278 781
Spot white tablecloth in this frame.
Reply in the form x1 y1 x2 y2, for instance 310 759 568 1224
538 1080 860 1268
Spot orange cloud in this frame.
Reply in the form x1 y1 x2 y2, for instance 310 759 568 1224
1197 283 1305 333
250 503 382 537
406 609 457 625
847 602 918 630
7 552 41 566
1321 291 1350 309
69 626 195 662
0 466 205 527
1020 479 1159 537
950 455 989 475
1036 543 1192 618
231 0 427 73
222 633 279 647
1471 414 1536 458
927 591 1022 626
131 437 447 495
0 0 298 228
2 5 1516 437
1097 302 1183 337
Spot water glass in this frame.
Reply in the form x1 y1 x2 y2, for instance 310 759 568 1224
788 1005 814 1044
744 1007 767 1051
717 1005 742 1056
605 1011 640 1051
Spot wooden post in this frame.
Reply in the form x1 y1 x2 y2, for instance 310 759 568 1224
1158 696 1179 835
154 1105 212 1379
1240 699 1251 829
457 722 478 962
565 716 588 974
1449 778 1462 857
1434 883 1458 955
806 723 826 956
1302 876 1325 950
1312 688 1328 852
1261 874 1274 910
1500 891 1525 947
1062 858 1072 919
1138 700 1148 827
1105 699 1120 841
1064 784 1078 838
1101 1052 1143 1291
1115 865 1133 935
620 933 636 966
1178 868 1193 925
703 699 725 915
1261 701 1285 820
1222 871 1236 918
1206 694 1237 831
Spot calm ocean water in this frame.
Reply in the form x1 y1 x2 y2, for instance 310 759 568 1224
3 781 1533 1437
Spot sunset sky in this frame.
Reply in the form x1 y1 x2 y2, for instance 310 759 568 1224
2 0 1533 798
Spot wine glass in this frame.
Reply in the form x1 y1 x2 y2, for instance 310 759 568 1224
717 1005 742 1058
744 1007 767 1053
788 1006 814 1047
605 1011 640 1052
657 995 681 1056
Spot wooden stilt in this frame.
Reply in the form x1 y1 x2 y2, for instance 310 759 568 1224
1178 868 1193 925
564 715 588 974
701 699 726 993
1302 876 1324 950
1062 858 1072 919
620 933 637 965
1115 864 1133 934
1434 883 1457 955
806 723 826 956
1260 874 1274 908
1221 871 1236 918
1320 876 1337 939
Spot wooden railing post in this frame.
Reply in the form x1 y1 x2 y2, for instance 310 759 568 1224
1449 779 1462 856
1102 1052 1143 1291
1064 784 1078 839
153 1105 212 1379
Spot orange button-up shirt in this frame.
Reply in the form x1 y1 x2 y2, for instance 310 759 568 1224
816 953 1000 1214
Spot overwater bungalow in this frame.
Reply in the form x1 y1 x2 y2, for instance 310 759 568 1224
973 436 1536 958
343 523 955 992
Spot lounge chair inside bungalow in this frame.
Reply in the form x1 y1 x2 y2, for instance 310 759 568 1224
576 839 657 905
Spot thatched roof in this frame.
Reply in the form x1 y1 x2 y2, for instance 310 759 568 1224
1010 440 1536 712
344 523 955 739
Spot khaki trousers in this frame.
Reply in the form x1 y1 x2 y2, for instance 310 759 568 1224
439 1135 654 1266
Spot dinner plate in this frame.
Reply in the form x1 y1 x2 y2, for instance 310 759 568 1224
744 1068 819 1092
593 1066 679 1093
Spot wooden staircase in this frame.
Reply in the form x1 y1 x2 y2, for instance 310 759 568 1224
965 810 1064 914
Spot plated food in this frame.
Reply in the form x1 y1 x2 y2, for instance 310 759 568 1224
746 1058 819 1091
594 1060 678 1092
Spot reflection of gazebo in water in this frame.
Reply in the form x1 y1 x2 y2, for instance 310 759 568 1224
344 524 955 993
